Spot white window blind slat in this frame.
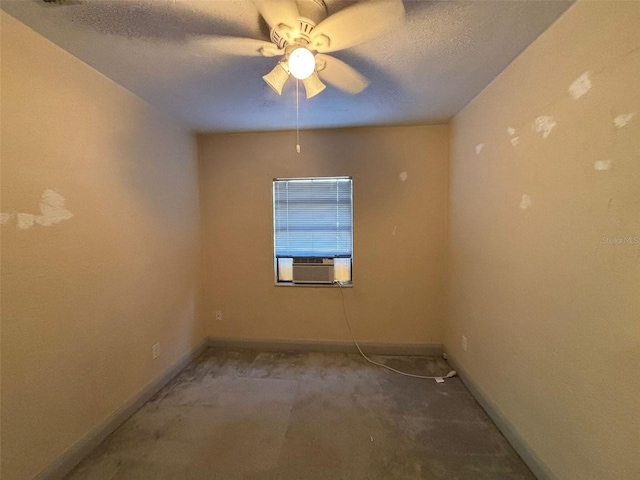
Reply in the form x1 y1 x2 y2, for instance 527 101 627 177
273 177 353 258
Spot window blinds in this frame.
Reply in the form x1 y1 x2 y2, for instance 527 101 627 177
273 177 353 258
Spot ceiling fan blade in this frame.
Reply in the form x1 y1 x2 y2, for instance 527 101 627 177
316 54 369 94
188 35 283 57
310 0 405 53
253 0 300 31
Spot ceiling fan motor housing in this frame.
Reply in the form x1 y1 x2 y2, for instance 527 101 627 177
270 0 328 49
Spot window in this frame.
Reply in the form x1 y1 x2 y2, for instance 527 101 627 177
273 177 353 285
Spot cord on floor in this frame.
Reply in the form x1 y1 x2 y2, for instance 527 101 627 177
336 281 456 382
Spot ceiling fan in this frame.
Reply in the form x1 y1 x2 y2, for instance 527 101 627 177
190 0 405 99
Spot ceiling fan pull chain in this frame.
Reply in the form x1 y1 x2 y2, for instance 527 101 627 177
296 79 301 153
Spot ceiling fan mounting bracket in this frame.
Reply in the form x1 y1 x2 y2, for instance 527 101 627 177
270 17 319 50
267 0 328 50
271 24 293 49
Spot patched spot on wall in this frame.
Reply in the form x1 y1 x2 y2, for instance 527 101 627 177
507 127 519 146
613 113 636 128
568 71 592 99
16 213 36 230
0 212 14 225
594 159 612 171
533 116 557 139
475 143 485 155
399 171 408 182
520 194 532 210
1 189 73 229
36 189 73 226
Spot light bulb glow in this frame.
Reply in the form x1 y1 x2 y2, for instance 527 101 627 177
288 47 315 80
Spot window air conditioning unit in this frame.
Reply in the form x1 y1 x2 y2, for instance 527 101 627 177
292 258 334 284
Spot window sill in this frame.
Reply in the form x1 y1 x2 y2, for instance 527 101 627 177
274 282 353 288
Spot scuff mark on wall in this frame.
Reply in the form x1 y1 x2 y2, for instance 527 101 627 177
510 136 520 146
568 71 592 99
594 159 612 171
399 171 408 182
475 143 485 154
507 127 516 136
520 194 532 210
613 113 636 128
392 226 397 236
533 116 557 138
1 189 73 229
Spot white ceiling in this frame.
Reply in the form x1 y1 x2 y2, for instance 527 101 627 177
2 0 573 132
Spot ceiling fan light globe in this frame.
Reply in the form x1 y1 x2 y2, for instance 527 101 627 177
288 47 315 80
303 72 326 99
262 62 289 95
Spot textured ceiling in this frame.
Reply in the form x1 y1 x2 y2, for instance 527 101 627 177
2 0 573 132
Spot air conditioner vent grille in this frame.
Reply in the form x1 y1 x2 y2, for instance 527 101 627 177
292 258 334 284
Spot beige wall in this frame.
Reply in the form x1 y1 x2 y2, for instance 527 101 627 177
448 2 640 479
4 2 638 479
0 12 204 480
199 125 448 345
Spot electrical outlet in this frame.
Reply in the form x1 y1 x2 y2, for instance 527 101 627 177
152 343 161 359
461 335 468 352
215 310 222 321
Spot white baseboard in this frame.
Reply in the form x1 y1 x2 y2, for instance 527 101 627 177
35 340 208 480
445 351 557 480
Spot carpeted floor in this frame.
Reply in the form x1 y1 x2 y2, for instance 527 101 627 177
66 348 536 479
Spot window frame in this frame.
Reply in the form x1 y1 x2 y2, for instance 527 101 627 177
272 176 354 287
